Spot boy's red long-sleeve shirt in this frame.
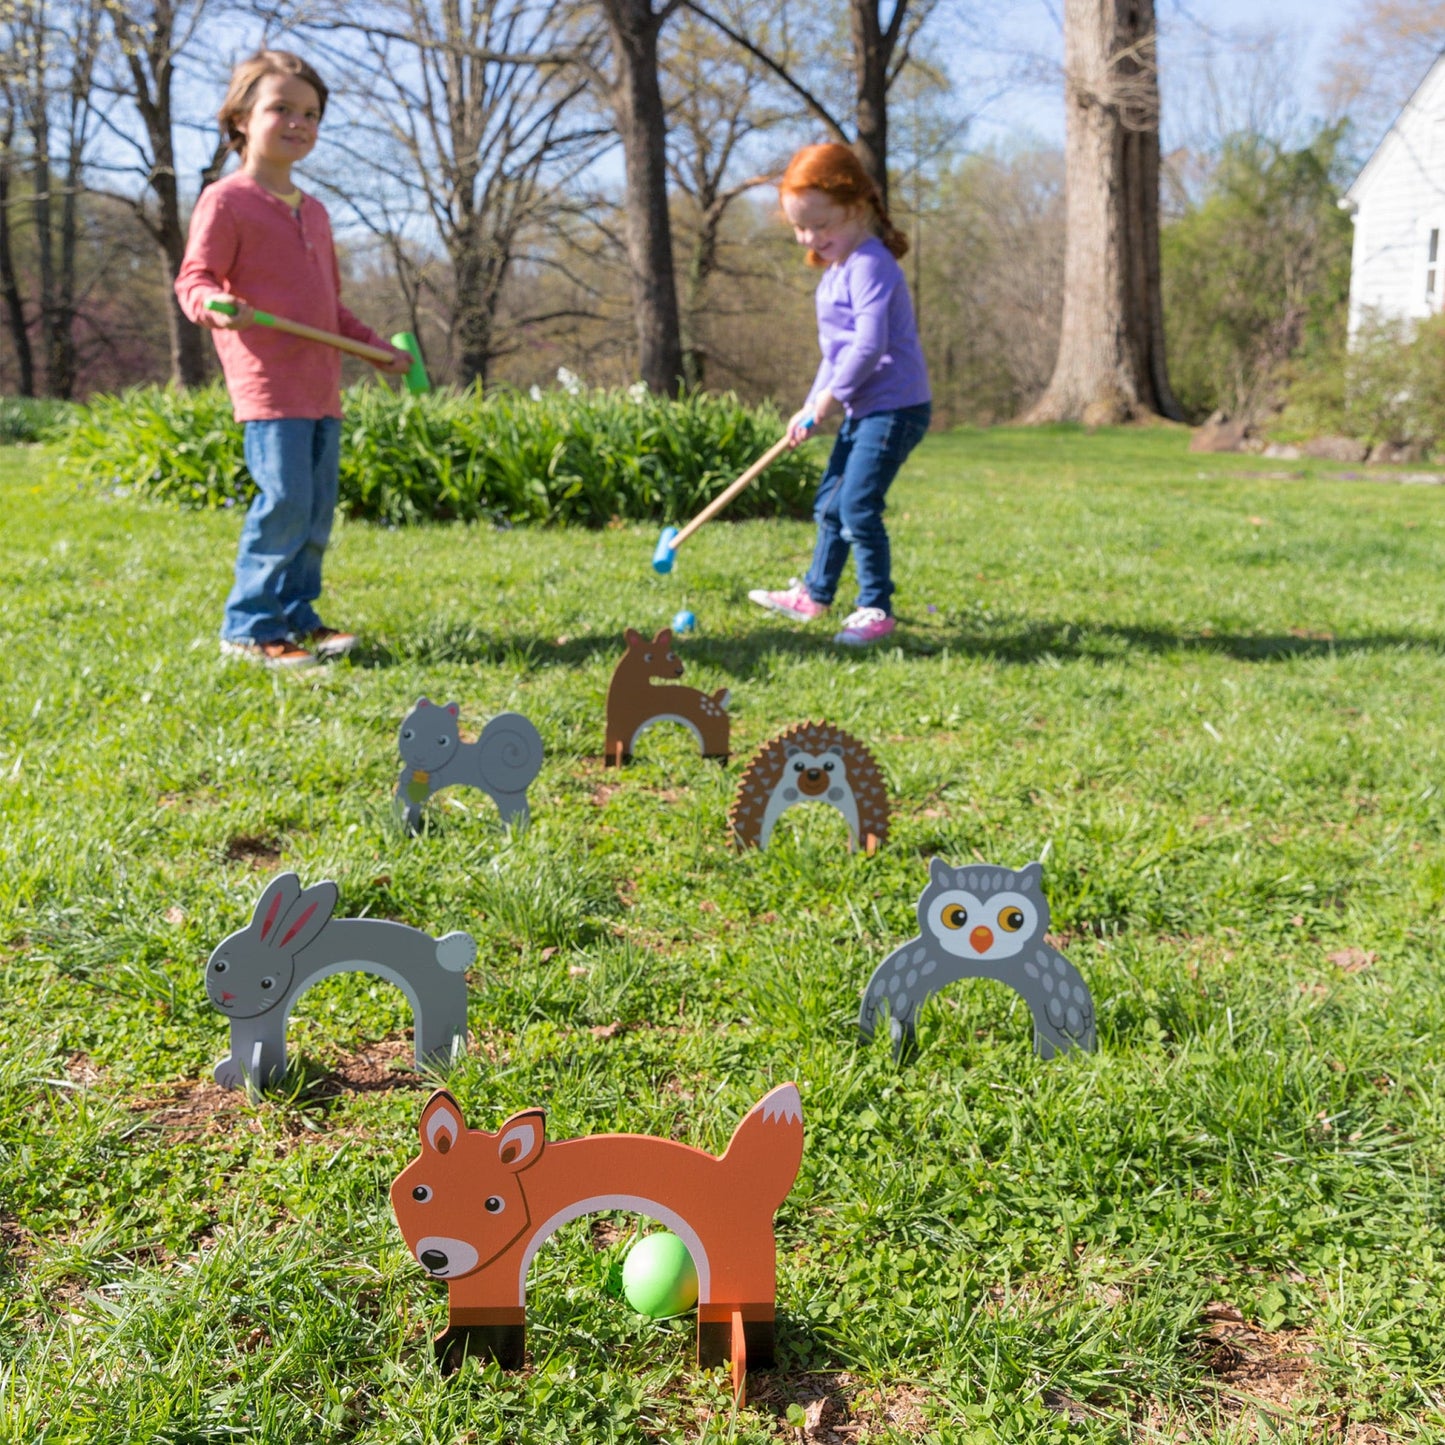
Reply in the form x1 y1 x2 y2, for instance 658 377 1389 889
174 172 391 422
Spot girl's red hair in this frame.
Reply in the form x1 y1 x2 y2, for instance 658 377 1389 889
778 143 908 267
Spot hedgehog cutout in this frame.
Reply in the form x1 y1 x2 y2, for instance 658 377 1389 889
730 722 889 854
859 858 1096 1062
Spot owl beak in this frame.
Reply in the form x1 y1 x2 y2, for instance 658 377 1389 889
969 925 994 953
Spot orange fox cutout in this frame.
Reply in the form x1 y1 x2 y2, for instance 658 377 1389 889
391 1082 804 1401
604 626 730 767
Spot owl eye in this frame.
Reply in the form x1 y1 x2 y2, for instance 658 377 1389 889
941 903 968 930
998 907 1026 933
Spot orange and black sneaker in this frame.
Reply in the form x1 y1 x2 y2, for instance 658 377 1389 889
301 626 358 658
220 637 317 669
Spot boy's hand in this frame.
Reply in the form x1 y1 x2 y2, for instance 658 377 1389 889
201 295 254 330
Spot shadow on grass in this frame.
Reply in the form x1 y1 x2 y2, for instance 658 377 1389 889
345 618 1445 676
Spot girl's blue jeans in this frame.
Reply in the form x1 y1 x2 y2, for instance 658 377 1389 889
222 417 342 644
803 401 931 615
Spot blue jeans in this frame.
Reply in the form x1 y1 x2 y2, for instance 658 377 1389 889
222 417 342 644
803 402 931 615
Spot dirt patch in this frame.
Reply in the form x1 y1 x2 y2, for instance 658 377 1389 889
1196 1301 1315 1411
750 1371 934 1441
130 1077 252 1142
223 833 283 869
63 1052 102 1087
305 1037 429 1096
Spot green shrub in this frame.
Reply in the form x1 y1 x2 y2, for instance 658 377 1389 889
0 396 76 445
1279 311 1445 450
61 381 822 526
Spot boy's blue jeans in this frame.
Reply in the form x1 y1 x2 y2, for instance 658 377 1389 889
222 417 342 644
803 402 931 615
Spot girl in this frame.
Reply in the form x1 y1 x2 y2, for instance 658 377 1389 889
749 143 931 646
176 50 411 668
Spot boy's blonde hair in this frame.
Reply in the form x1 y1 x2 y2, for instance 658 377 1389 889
218 50 328 156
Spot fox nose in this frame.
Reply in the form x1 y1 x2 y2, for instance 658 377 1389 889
970 925 994 953
420 1248 449 1273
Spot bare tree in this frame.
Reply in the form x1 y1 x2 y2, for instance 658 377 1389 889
1022 0 1180 425
680 0 940 204
4 0 106 398
92 0 225 389
298 0 609 388
0 74 37 394
662 5 787 387
1323 0 1445 140
596 0 686 391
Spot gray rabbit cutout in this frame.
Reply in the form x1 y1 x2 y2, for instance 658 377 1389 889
859 858 1096 1062
395 698 543 833
205 872 475 1094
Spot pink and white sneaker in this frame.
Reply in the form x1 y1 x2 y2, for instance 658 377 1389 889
747 579 829 622
833 607 896 646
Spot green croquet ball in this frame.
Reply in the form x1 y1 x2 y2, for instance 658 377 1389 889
622 1231 698 1318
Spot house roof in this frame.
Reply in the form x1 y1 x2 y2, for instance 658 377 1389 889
1344 49 1445 208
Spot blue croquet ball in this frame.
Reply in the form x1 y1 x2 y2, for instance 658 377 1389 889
672 609 697 634
622 1232 699 1318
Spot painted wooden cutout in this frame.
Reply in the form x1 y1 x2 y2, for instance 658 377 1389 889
396 699 543 833
859 859 1096 1061
730 721 889 854
604 627 729 767
206 872 474 1094
391 1082 803 1404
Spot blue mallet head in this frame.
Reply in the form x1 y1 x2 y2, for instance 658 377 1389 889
651 526 679 575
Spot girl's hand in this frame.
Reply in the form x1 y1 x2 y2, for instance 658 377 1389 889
376 347 414 376
201 295 255 330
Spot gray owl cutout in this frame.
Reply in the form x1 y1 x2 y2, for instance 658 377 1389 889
205 872 475 1097
396 699 543 834
859 858 1096 1062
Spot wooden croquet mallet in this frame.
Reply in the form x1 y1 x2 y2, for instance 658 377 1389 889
205 298 430 394
651 416 813 575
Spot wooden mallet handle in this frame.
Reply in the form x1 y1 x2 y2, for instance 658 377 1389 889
671 431 799 550
205 298 398 366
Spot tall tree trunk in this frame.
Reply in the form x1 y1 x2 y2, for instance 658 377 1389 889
1022 0 1181 424
851 0 892 207
109 2 210 389
0 110 36 396
602 0 684 394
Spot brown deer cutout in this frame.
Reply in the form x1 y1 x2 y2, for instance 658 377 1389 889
604 627 730 767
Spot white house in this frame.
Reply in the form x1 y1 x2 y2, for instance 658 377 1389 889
1341 53 1445 335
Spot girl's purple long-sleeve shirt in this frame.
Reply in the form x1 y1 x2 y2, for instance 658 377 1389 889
805 235 931 420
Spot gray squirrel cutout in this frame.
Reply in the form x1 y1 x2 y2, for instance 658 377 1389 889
395 699 543 833
859 859 1096 1062
205 872 475 1094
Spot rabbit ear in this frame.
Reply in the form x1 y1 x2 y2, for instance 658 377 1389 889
252 873 302 942
270 880 338 953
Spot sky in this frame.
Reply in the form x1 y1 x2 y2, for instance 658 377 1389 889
966 0 1363 149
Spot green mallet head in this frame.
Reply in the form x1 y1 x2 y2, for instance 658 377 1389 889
390 332 430 395
621 1231 699 1319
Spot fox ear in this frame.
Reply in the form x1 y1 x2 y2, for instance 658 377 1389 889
496 1109 546 1172
420 1090 465 1155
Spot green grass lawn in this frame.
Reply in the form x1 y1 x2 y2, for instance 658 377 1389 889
3 426 1444 1442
